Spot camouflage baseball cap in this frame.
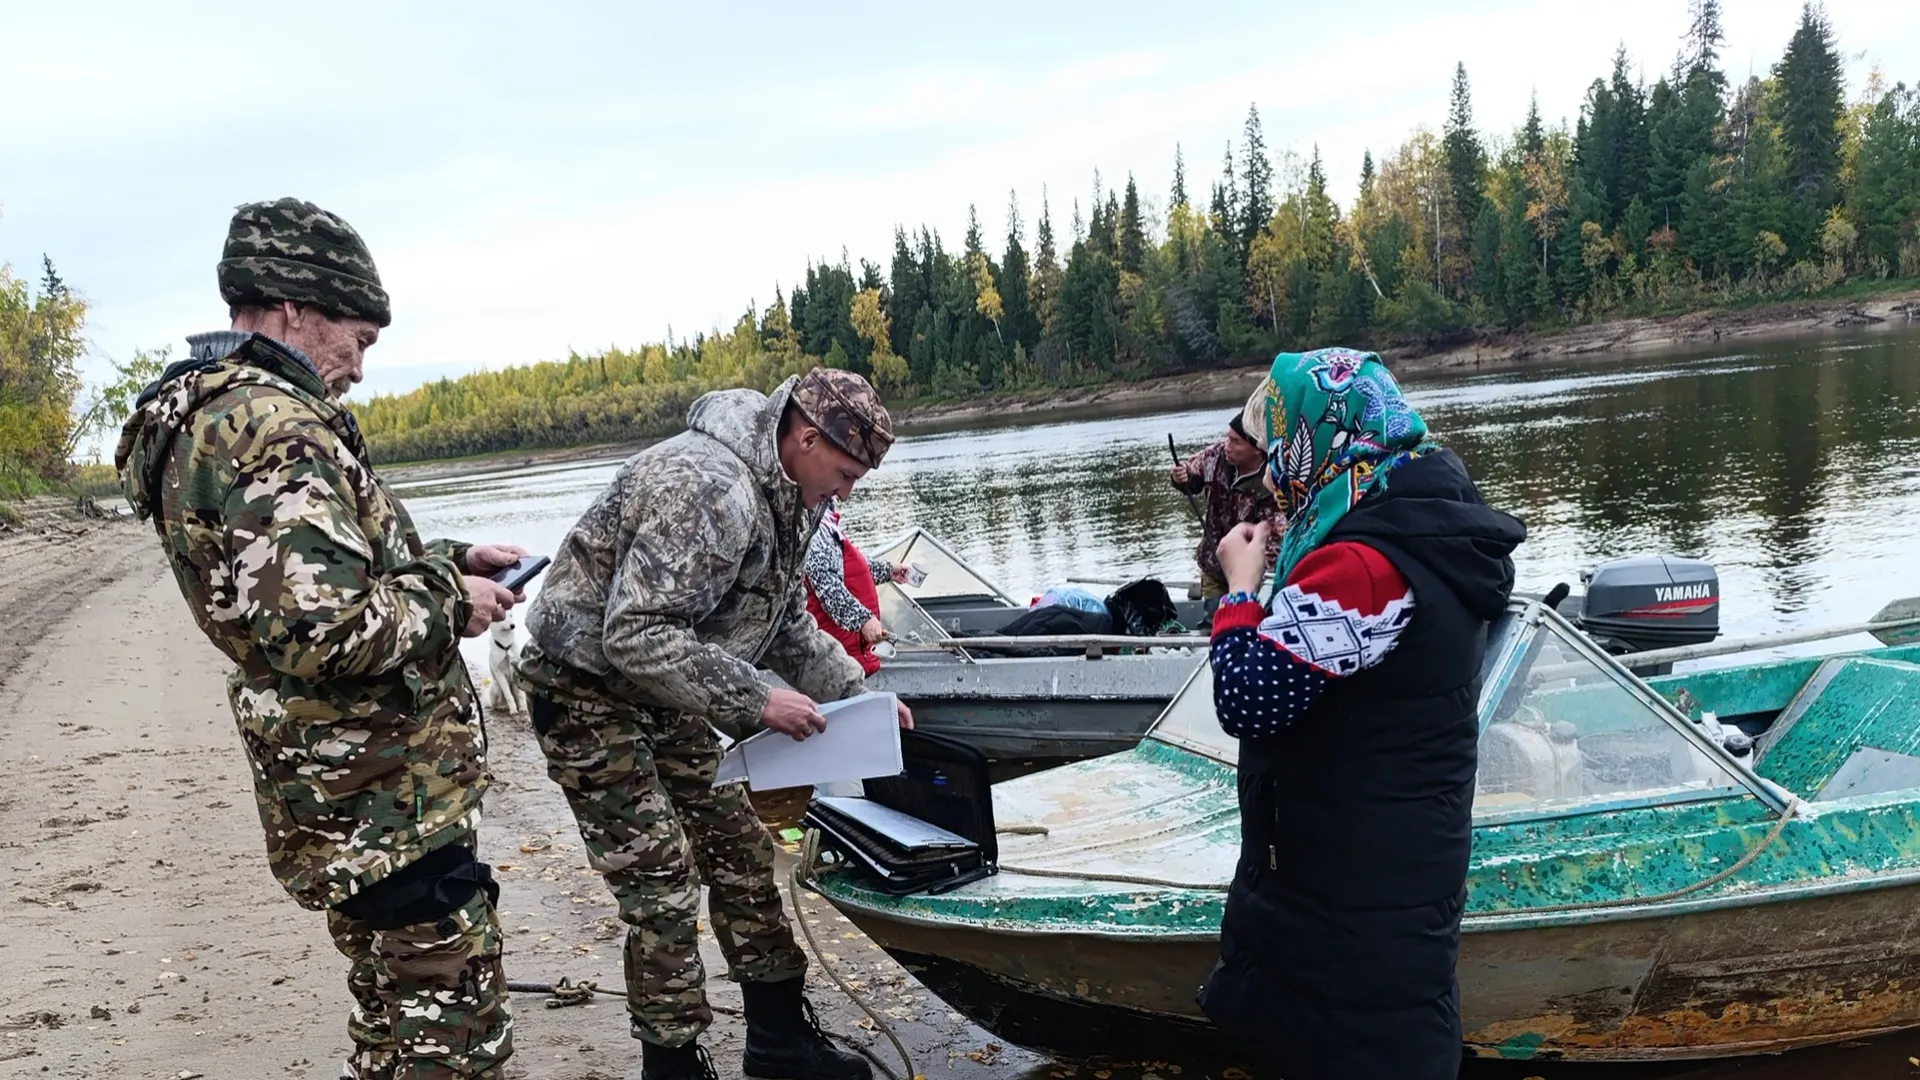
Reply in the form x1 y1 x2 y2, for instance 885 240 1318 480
217 198 391 327
790 367 894 469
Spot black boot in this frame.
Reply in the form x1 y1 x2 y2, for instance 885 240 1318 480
641 1040 718 1080
741 978 873 1080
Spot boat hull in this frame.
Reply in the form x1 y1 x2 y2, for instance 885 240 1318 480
829 876 1920 1062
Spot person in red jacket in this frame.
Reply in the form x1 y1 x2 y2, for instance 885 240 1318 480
804 498 909 674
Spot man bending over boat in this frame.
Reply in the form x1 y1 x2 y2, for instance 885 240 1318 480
1199 349 1525 1080
515 367 911 1080
1169 411 1283 608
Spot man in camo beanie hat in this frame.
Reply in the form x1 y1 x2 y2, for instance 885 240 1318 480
111 195 523 1077
217 197 392 327
789 366 894 469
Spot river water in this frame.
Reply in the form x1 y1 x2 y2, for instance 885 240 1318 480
397 326 1920 1078
402 327 1920 651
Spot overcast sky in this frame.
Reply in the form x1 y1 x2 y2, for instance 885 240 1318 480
4 0 1916 403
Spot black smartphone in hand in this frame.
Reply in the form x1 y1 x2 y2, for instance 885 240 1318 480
489 555 550 592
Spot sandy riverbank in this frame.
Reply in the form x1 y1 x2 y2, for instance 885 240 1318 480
377 289 1920 486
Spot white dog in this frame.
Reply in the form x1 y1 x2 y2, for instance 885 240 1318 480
486 613 528 717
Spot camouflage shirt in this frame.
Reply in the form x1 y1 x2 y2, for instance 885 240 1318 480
1175 438 1285 582
115 332 483 911
520 376 866 736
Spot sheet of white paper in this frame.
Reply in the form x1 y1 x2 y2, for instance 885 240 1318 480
713 743 750 785
711 691 903 791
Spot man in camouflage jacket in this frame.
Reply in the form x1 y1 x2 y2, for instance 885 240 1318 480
1172 411 1284 608
116 198 522 1080
517 367 908 1080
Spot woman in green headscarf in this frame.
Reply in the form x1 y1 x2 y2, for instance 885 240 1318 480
1199 348 1525 1080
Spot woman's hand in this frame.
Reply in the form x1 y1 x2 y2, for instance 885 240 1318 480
890 564 912 584
859 616 887 644
1216 521 1273 596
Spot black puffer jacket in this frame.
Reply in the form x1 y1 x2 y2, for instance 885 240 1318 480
1199 450 1525 1080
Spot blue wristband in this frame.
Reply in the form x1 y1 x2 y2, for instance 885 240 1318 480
1220 590 1260 608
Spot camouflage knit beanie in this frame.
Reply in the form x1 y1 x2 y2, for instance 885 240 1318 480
791 367 894 469
217 198 391 327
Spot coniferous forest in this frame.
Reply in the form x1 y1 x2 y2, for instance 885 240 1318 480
335 3 1915 462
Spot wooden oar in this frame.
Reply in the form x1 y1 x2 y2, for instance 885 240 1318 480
1619 596 1920 669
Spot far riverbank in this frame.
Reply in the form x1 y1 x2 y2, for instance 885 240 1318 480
379 288 1920 486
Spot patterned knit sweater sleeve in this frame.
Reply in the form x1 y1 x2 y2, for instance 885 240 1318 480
1209 542 1415 739
805 520 873 631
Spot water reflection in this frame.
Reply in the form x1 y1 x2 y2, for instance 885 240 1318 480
396 328 1920 667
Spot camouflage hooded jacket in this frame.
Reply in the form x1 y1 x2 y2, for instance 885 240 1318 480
115 332 483 911
520 375 865 735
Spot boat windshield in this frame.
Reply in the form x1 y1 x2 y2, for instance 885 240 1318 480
1475 606 1758 820
874 582 954 646
1147 661 1236 765
1147 600 1762 819
871 529 1012 603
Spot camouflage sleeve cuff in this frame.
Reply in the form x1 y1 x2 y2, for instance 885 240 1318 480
714 678 773 742
426 538 475 573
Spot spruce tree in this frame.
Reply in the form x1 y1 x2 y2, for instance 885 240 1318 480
888 227 923 357
1574 75 1618 222
1521 93 1545 159
1443 63 1488 240
1240 105 1275 255
1216 144 1241 243
1608 46 1650 221
1774 3 1845 208
1031 194 1064 338
1002 190 1038 348
1681 0 1725 84
1119 175 1146 273
1359 150 1376 198
39 256 66 298
1171 144 1189 209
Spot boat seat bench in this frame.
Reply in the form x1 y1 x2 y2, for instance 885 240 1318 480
1752 657 1920 800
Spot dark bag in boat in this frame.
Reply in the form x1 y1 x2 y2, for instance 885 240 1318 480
1104 577 1182 637
805 730 997 896
992 604 1113 638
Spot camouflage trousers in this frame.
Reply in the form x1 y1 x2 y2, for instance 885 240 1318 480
323 872 514 1078
523 659 806 1048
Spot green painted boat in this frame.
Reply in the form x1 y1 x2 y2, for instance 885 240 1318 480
809 596 1920 1062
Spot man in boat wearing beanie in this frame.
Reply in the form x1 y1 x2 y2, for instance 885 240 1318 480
517 366 913 1080
1169 411 1283 610
115 198 523 1080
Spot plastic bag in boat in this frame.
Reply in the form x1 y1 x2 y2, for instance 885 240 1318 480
1032 586 1108 614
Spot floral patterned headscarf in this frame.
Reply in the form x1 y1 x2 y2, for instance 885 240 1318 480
1240 348 1436 586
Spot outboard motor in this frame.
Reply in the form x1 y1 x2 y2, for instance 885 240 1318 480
1573 555 1721 657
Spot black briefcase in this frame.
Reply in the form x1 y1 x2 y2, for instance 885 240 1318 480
805 729 998 895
